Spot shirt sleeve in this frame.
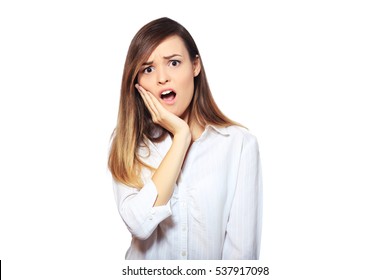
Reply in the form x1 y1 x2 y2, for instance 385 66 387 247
113 179 172 240
222 132 263 259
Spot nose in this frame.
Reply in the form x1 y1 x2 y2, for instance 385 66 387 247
157 68 170 85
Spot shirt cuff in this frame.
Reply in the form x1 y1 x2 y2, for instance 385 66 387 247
129 179 172 239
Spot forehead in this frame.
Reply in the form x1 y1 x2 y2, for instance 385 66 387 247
147 35 188 60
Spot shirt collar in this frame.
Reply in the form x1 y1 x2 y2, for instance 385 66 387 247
194 124 230 143
141 124 231 156
207 124 230 136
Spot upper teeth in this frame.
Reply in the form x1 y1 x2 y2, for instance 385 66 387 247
161 90 171 96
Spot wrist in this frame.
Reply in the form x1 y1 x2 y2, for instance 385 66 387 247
173 128 192 147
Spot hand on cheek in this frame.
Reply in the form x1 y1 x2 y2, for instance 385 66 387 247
135 84 190 138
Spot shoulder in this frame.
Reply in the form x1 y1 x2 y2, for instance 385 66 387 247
225 125 259 146
225 126 260 165
137 135 172 167
208 124 259 154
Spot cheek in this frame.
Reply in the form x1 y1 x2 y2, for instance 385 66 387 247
137 75 147 87
185 76 195 95
138 76 157 95
178 72 195 88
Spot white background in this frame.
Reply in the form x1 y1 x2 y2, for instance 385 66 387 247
0 0 389 279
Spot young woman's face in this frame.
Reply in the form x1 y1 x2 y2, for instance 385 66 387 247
137 35 200 120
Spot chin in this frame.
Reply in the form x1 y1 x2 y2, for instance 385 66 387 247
166 107 182 116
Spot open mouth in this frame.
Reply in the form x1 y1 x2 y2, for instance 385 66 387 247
160 90 176 102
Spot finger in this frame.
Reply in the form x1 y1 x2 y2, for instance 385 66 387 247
136 84 159 120
138 84 166 114
140 87 160 116
136 86 152 111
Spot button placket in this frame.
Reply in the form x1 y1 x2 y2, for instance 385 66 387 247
148 208 156 220
178 180 188 259
176 143 198 260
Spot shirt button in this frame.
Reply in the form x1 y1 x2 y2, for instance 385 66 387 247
181 251 186 257
182 226 186 231
150 209 156 215
148 215 153 220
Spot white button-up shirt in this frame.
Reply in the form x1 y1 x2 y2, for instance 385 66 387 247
113 125 262 259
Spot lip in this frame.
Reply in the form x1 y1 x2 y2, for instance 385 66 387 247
159 88 175 96
159 88 176 105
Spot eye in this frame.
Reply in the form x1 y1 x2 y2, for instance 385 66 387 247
142 66 154 74
169 60 181 67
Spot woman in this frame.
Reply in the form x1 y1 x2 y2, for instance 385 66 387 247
108 17 262 259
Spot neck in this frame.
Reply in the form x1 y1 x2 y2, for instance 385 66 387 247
181 109 204 142
189 121 204 142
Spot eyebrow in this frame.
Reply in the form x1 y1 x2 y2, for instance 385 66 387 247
142 54 182 66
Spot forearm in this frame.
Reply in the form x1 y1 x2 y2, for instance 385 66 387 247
113 180 172 240
152 131 191 206
136 84 192 206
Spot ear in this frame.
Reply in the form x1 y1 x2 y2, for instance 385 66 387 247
193 55 201 77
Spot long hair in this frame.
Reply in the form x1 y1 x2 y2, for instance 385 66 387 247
108 17 237 188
